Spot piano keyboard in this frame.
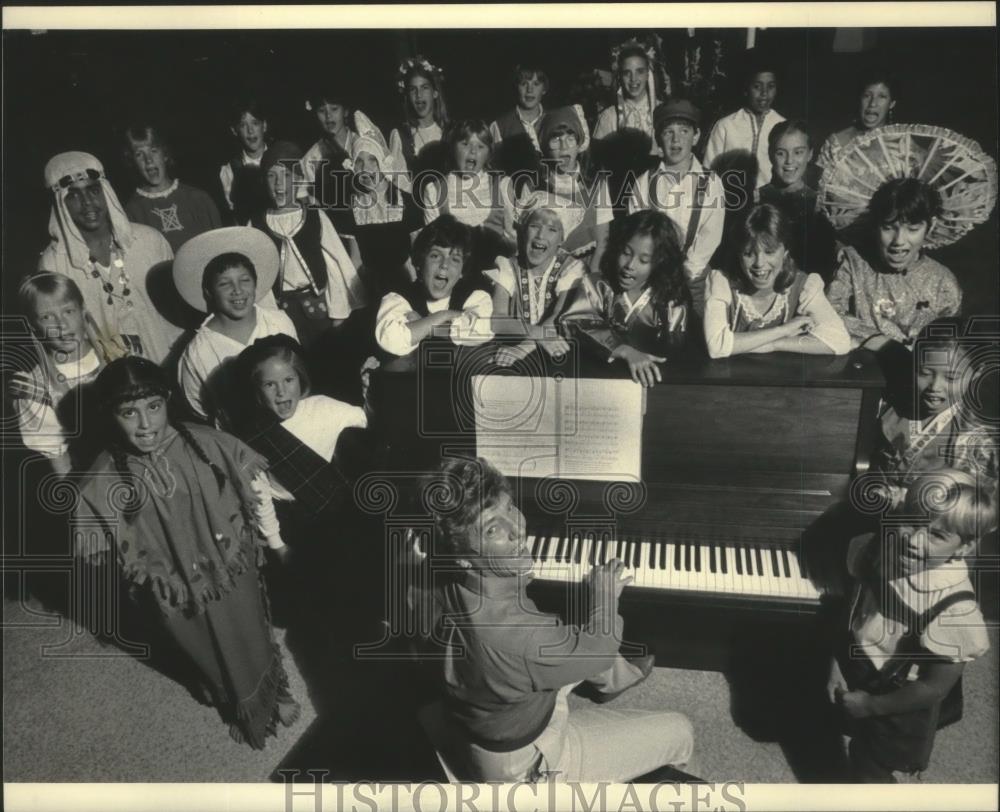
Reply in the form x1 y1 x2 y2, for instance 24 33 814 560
528 531 821 603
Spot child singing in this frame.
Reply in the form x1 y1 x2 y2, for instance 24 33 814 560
703 55 786 190
389 55 449 195
234 334 368 523
374 214 493 370
12 273 121 474
122 122 222 253
828 469 995 782
875 318 998 490
219 96 272 226
174 227 298 427
489 64 547 184
487 196 586 367
703 204 850 358
75 356 297 749
255 141 366 348
561 210 692 387
422 119 517 273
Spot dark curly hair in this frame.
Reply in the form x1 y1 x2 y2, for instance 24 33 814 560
411 213 472 271
422 456 511 559
599 210 688 309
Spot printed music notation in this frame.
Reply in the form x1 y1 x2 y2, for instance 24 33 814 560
472 374 644 482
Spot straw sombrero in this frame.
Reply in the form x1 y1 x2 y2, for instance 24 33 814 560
818 123 998 249
173 226 279 312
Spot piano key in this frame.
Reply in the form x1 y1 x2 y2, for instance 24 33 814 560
528 533 820 605
769 547 788 596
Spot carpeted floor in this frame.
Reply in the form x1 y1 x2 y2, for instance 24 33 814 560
4 575 997 785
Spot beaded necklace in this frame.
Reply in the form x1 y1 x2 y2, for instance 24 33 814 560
88 244 132 307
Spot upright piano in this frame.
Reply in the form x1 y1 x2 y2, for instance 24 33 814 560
517 351 885 606
375 346 886 668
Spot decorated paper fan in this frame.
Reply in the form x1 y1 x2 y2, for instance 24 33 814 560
818 123 998 248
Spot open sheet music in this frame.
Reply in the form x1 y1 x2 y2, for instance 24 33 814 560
472 374 644 481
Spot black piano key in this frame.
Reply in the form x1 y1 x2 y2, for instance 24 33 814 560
621 540 631 567
632 540 642 569
770 547 780 577
720 544 728 574
694 542 702 573
780 548 792 578
648 539 656 569
562 536 573 564
709 542 717 574
683 541 692 572
743 545 753 575
673 543 681 571
574 535 584 565
754 545 764 576
531 535 542 560
659 540 669 570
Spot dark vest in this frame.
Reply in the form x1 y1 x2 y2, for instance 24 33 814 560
229 158 270 226
379 276 486 372
253 207 330 296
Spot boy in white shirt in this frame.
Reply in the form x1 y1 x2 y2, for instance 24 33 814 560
628 99 725 312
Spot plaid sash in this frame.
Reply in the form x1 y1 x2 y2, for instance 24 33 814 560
242 419 349 519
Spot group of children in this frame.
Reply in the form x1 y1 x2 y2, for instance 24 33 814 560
9 37 998 784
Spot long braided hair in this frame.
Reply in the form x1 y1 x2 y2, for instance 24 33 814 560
96 357 228 520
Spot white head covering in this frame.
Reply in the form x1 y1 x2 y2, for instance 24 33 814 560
517 190 585 239
43 151 134 272
346 115 409 193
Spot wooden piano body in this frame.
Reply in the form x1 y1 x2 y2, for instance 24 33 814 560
372 346 886 669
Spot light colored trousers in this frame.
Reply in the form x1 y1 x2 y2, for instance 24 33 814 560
461 657 695 782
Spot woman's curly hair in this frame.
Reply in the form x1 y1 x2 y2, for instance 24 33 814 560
422 457 511 559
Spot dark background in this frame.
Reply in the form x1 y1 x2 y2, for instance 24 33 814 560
3 26 998 312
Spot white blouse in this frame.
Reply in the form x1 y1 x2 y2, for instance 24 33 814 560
423 171 517 230
268 395 367 503
703 269 850 359
485 256 585 325
375 289 494 356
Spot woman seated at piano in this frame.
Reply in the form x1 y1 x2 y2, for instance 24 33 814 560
488 195 586 367
559 209 693 387
703 203 851 358
417 456 695 782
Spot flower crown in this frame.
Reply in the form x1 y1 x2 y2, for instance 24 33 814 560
397 56 444 94
611 36 660 74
